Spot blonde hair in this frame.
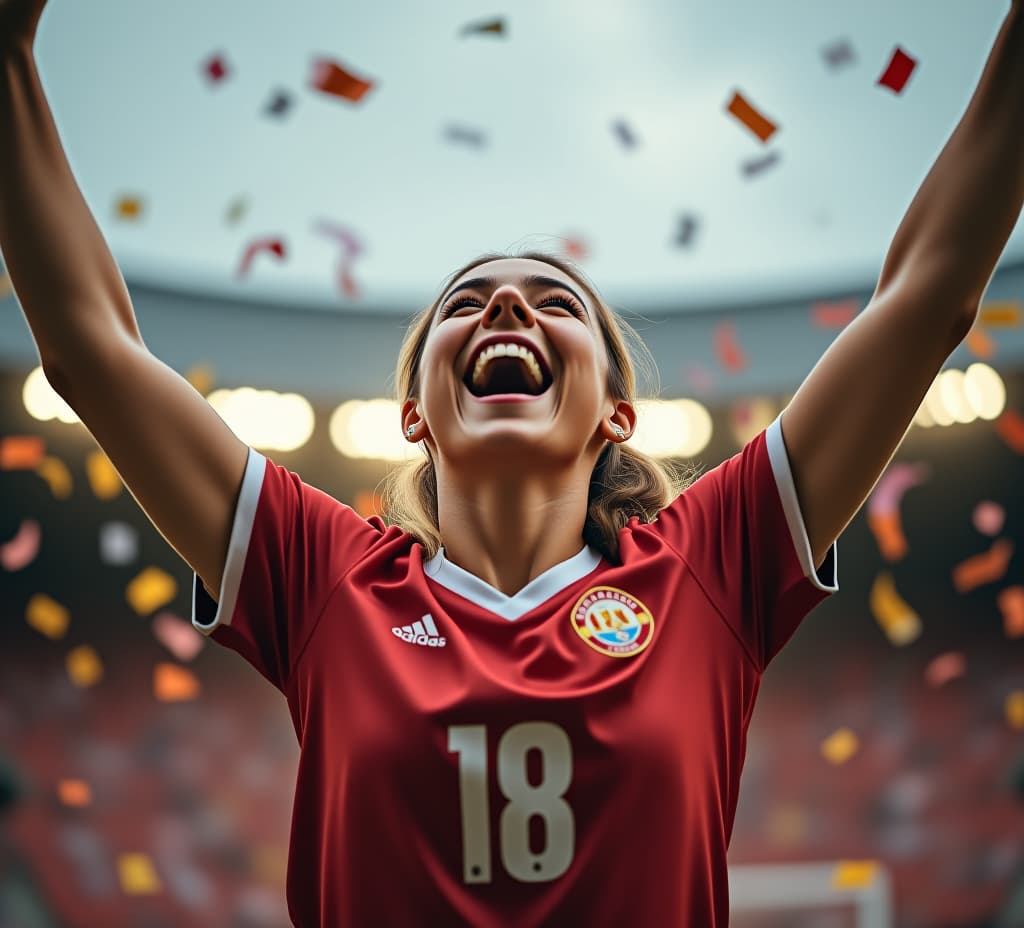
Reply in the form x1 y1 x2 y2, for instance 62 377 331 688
380 249 699 565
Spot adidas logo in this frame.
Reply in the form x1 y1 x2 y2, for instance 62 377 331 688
392 613 447 648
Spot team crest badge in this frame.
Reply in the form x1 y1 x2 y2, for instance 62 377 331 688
570 586 654 658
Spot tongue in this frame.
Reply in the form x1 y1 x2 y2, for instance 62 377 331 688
473 357 539 396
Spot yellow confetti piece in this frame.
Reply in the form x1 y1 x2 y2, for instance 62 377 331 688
821 727 859 765
0 268 11 299
117 853 161 895
115 195 144 220
978 301 1022 328
34 455 73 499
57 779 92 807
1006 691 1024 730
125 566 178 616
66 645 103 688
26 593 70 639
153 663 201 702
251 844 288 883
869 571 921 646
832 860 879 890
85 449 123 500
765 801 808 846
184 363 216 396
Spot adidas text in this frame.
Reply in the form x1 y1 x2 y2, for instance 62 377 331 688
393 614 446 648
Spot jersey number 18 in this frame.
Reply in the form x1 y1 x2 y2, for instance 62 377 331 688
448 722 575 884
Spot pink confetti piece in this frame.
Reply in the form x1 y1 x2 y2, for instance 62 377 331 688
924 651 966 687
713 321 748 373
152 612 205 662
878 47 917 94
972 501 1005 536
0 519 41 571
867 461 930 517
811 298 861 329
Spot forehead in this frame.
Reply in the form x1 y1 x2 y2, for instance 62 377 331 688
447 257 583 295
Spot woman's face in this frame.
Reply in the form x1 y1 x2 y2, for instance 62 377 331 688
410 257 615 467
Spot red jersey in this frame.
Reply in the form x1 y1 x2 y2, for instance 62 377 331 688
192 416 837 927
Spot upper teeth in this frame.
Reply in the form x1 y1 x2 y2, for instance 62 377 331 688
471 343 544 389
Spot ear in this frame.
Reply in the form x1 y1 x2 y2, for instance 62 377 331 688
604 400 637 441
401 399 425 441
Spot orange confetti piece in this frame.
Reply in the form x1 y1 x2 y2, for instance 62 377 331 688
994 408 1024 454
866 510 908 562
997 586 1024 639
979 301 1022 327
353 490 385 519
924 651 966 687
0 435 45 469
964 322 996 359
821 727 859 765
58 779 92 808
115 195 143 220
126 566 178 616
1006 691 1024 730
66 645 103 688
154 663 201 702
1 518 41 571
832 861 879 890
713 321 748 373
85 449 123 501
869 571 921 645
117 853 162 895
951 539 1013 594
26 593 70 639
309 57 375 104
35 456 73 499
725 90 778 143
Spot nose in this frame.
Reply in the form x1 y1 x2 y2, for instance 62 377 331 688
481 284 536 329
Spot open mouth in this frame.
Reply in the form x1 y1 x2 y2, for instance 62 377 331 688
462 354 552 397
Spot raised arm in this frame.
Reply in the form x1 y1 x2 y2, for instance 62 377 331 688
0 2 249 600
779 2 1024 569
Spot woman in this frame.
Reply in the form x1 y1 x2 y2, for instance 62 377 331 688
2 0 1022 924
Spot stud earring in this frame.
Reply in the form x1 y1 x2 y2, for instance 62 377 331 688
612 425 626 440
406 425 416 437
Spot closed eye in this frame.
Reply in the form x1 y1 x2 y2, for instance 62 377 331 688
439 293 587 319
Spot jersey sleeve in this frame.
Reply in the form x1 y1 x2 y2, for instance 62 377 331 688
649 413 839 672
190 447 386 692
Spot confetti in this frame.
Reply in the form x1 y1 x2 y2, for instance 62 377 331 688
998 586 1024 639
225 196 249 225
742 150 781 178
994 408 1024 454
821 727 859 765
152 612 205 662
951 539 1013 594
185 363 217 395
563 236 589 261
201 52 229 84
681 362 715 396
713 321 748 373
353 490 385 519
0 266 11 299
611 119 637 149
870 571 921 645
236 236 287 278
459 17 506 38
118 853 162 895
1006 691 1024 731
972 501 1005 536
309 57 375 104
443 124 487 148
1 519 41 571
877 47 917 94
964 321 996 359
264 88 295 118
866 462 930 561
674 214 699 248
811 299 860 329
115 196 143 221
85 449 122 501
154 663 201 702
66 645 103 688
725 90 778 143
822 39 857 71
832 861 879 890
924 651 966 687
125 566 178 616
978 301 1022 328
0 435 45 469
35 456 72 499
99 522 138 567
26 593 70 640
57 779 92 808
312 219 364 299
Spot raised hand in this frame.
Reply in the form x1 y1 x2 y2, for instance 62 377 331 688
0 0 48 52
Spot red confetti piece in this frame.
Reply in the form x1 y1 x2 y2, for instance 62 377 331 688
877 47 917 94
713 321 748 373
811 299 860 329
563 236 588 261
994 408 1024 454
236 237 287 278
309 57 375 104
925 651 966 687
202 53 229 84
726 90 778 143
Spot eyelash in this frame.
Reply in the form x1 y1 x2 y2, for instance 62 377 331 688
440 294 586 319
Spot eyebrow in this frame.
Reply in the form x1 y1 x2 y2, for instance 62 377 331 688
439 274 590 315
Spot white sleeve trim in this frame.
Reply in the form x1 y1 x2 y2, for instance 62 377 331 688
192 447 268 635
765 415 839 594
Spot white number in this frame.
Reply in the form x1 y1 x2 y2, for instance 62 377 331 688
448 722 575 884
